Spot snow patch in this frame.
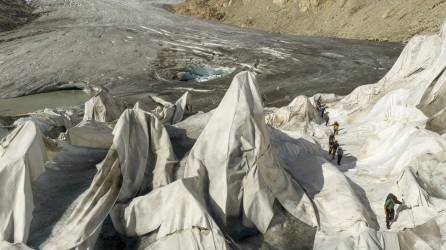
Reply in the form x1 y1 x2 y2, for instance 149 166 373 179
321 52 345 58
259 47 291 59
172 87 214 93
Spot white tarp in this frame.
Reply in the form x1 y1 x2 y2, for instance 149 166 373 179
336 228 400 250
336 215 446 250
356 123 446 176
265 95 321 130
184 71 317 234
337 23 446 129
393 168 446 229
409 151 446 199
270 129 378 248
303 23 446 249
13 108 78 136
256 23 446 249
150 92 191 124
337 32 441 114
0 121 47 244
83 90 123 122
42 108 176 249
419 75 446 134
0 241 33 250
112 177 229 250
171 91 192 124
311 93 344 105
150 95 175 124
67 120 113 149
15 22 446 250
398 213 446 250
171 110 214 141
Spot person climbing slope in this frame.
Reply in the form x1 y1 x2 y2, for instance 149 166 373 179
384 193 403 229
337 146 343 165
332 121 340 135
331 140 339 160
320 105 326 118
324 113 330 126
328 133 335 155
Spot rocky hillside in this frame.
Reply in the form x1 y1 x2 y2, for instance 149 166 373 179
0 0 38 32
175 0 446 42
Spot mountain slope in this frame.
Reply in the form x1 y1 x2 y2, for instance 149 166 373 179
176 0 446 42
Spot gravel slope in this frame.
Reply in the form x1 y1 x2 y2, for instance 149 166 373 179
176 0 446 42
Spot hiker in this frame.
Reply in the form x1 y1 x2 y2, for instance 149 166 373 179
331 140 339 160
316 96 322 111
320 105 326 118
333 121 339 135
384 193 403 229
328 133 335 155
324 113 330 126
337 146 343 165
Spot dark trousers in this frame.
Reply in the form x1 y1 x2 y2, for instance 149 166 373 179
337 155 342 165
332 149 337 159
386 208 395 227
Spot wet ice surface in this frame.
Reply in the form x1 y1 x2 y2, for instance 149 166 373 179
0 0 401 113
176 64 235 82
0 90 93 116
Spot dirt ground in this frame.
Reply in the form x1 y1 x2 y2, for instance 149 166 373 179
175 0 446 42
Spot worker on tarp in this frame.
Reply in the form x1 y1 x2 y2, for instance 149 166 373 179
331 140 339 160
328 133 335 155
324 112 330 126
320 105 326 118
337 146 343 165
332 121 339 135
384 193 403 229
